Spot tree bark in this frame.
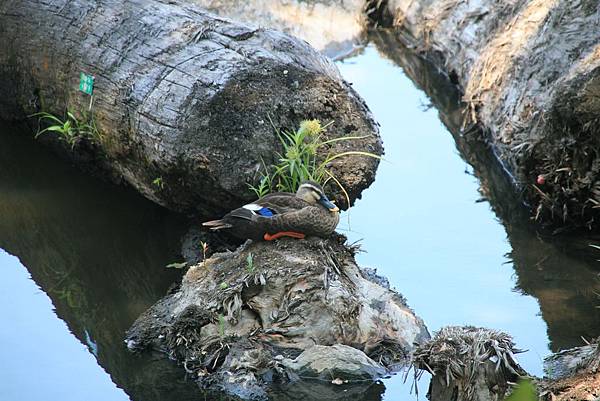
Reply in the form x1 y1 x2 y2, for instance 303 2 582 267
0 0 382 215
368 0 600 231
190 0 368 59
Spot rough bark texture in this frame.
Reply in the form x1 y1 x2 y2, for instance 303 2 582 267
541 342 600 401
126 234 430 399
0 0 382 215
190 0 367 59
368 0 600 231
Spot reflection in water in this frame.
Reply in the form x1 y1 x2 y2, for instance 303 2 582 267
0 125 202 401
369 29 600 353
508 227 600 352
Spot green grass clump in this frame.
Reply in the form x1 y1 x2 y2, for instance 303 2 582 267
249 119 380 199
31 110 100 148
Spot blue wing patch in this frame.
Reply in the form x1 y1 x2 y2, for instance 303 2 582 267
257 207 274 217
242 203 275 217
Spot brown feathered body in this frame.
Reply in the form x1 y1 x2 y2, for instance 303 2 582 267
202 190 340 241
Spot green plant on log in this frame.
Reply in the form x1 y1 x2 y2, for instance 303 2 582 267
31 109 100 148
152 177 164 190
249 119 381 202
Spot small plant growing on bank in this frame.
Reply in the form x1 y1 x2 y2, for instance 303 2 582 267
31 110 100 148
152 177 164 190
249 119 381 200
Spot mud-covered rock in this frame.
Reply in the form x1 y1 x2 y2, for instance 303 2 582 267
126 234 429 399
0 0 382 216
282 344 386 381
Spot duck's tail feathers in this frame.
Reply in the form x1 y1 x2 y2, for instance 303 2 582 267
202 220 232 231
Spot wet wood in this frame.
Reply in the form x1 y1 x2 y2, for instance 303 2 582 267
368 0 600 231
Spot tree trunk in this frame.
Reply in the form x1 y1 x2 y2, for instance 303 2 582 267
368 0 600 231
190 0 368 59
0 0 382 215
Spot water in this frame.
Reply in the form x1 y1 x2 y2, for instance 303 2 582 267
1 36 599 401
337 45 549 377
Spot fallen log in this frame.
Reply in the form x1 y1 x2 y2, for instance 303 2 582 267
0 0 382 215
541 341 600 400
190 0 368 59
367 0 600 231
126 235 430 399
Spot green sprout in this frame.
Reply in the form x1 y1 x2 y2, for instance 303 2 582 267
152 177 164 190
31 110 100 149
218 314 225 338
503 378 537 401
248 119 381 205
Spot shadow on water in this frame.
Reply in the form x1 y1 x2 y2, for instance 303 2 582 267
370 29 600 353
0 124 207 400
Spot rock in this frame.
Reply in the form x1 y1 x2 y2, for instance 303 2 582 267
544 343 598 380
540 341 600 401
282 344 387 381
126 234 429 399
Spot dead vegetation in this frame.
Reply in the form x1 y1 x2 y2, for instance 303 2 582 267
126 235 429 398
411 326 527 401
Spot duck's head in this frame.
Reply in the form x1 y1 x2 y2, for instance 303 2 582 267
296 181 339 212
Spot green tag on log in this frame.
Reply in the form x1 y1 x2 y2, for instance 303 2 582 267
79 72 94 95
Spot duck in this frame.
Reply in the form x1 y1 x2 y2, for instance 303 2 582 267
202 181 340 241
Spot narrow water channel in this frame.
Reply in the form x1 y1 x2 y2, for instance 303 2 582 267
1 36 599 401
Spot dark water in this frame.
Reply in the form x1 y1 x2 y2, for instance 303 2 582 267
1 37 599 401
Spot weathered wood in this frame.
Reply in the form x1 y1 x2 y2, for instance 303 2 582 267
413 326 526 401
0 0 382 215
191 0 368 59
541 342 600 400
368 0 600 231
